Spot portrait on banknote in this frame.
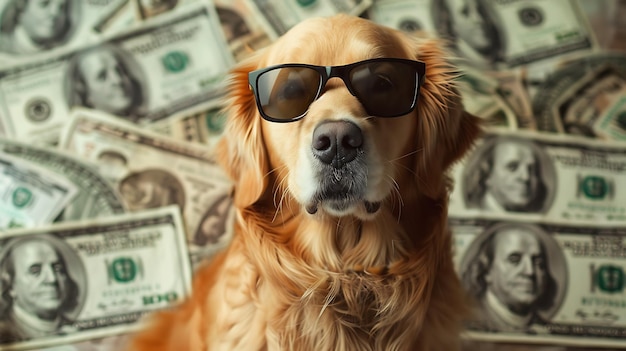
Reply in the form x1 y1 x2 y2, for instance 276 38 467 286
64 44 148 122
193 193 233 247
459 222 567 334
462 135 556 214
0 234 86 343
0 0 79 55
96 149 129 181
118 169 185 212
431 0 505 68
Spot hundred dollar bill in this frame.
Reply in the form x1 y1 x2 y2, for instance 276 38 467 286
149 98 226 148
0 0 131 64
449 129 626 222
371 0 596 70
246 0 373 37
0 137 125 221
454 0 596 69
131 0 275 61
451 213 626 348
0 206 192 350
59 108 234 266
532 53 626 135
0 3 235 144
0 152 77 229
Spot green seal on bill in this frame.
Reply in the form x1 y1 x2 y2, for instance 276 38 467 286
162 51 189 73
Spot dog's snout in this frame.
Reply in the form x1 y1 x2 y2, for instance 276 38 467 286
312 120 363 168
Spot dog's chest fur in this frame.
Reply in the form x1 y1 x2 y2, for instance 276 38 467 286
209 214 432 351
278 271 428 351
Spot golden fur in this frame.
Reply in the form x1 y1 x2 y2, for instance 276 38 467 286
127 15 481 351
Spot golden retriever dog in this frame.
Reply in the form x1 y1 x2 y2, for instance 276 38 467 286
127 14 481 351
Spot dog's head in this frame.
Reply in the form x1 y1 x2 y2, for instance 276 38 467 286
217 15 480 221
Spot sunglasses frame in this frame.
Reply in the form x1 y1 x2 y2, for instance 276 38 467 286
248 58 427 123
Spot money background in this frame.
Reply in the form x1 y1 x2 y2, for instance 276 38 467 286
0 0 624 350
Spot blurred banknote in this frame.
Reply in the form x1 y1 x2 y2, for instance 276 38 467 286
60 108 233 265
0 152 77 229
0 0 131 64
451 213 626 348
532 53 626 136
0 206 191 350
449 129 626 222
367 0 434 33
369 0 596 69
246 0 373 37
492 71 536 130
149 98 226 149
0 3 234 144
0 137 125 221
93 0 136 35
551 65 626 140
593 93 626 141
213 0 274 61
457 69 518 130
129 0 273 60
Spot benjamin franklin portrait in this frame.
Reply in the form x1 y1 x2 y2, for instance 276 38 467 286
459 222 566 333
462 135 556 214
0 234 86 342
0 0 80 55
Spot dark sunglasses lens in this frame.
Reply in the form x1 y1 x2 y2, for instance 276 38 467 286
349 61 418 117
255 67 322 120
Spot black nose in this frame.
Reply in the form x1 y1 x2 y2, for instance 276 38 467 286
311 120 363 168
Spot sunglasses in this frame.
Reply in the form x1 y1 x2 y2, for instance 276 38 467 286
248 58 426 122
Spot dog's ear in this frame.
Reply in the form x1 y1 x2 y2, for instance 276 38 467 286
215 59 270 209
406 36 483 198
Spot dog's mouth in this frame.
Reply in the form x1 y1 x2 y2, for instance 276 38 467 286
305 175 381 216
305 199 381 215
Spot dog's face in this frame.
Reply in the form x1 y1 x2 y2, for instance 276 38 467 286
218 15 480 221
266 90 415 219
